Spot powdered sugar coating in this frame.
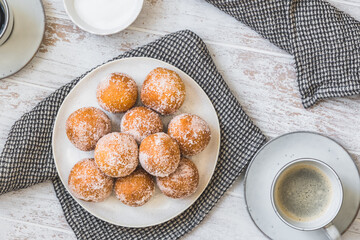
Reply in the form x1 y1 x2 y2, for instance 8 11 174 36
96 72 138 113
168 113 211 156
157 158 199 199
66 107 111 151
121 106 163 143
114 168 155 207
94 132 138 177
139 132 180 177
68 158 114 202
141 67 185 115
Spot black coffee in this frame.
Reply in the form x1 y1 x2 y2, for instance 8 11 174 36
274 164 332 222
0 4 5 34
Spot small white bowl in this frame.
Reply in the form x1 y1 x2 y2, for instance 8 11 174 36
63 0 143 35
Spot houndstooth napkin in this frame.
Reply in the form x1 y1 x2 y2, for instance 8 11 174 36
0 30 266 239
206 0 360 108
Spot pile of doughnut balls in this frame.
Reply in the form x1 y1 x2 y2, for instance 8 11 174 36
66 67 211 207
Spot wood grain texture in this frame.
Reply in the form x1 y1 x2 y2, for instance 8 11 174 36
0 0 359 239
0 217 75 240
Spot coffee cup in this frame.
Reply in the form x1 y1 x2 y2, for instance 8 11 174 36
271 158 343 240
0 0 14 46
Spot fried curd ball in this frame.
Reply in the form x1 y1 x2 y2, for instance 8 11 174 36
66 107 111 151
114 168 155 207
97 72 138 113
141 67 185 115
95 132 138 178
139 132 180 177
68 158 114 202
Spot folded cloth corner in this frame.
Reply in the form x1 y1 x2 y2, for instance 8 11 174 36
206 0 360 108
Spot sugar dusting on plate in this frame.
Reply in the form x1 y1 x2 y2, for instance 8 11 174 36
74 0 138 30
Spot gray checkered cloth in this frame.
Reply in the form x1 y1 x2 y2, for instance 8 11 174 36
207 0 360 108
0 30 266 239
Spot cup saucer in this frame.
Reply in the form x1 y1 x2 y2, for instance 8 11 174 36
244 131 360 240
0 0 45 79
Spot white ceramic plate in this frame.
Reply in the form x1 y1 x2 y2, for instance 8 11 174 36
244 131 360 240
52 57 221 227
63 0 143 35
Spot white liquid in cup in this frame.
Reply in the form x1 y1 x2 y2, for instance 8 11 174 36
74 0 138 30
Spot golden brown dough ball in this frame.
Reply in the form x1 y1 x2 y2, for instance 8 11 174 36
157 158 199 199
114 168 155 207
96 73 138 113
68 158 114 202
121 106 163 143
139 132 180 177
168 113 211 156
66 107 111 151
94 132 138 178
141 67 185 115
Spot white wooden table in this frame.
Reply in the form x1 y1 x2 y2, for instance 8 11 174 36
1 0 360 239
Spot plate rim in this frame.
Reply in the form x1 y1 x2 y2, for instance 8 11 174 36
243 130 360 237
52 56 221 227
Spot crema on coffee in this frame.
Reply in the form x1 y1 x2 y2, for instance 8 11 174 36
274 164 333 222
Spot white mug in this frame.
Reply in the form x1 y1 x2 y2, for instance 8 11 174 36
0 0 14 46
271 158 343 240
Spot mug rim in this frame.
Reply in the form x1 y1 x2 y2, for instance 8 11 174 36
270 157 344 231
0 0 10 38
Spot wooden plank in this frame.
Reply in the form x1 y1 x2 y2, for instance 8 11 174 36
0 181 70 231
183 188 266 239
331 0 360 7
41 0 360 56
0 217 75 240
0 176 357 239
343 230 360 240
7 17 160 89
40 0 287 55
0 180 266 240
0 80 52 148
328 0 360 20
